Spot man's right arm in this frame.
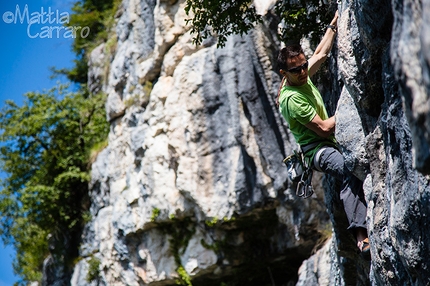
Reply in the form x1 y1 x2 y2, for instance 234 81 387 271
308 11 339 77
305 113 336 138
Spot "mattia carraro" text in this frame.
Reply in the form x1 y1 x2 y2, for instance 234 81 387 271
2 4 90 39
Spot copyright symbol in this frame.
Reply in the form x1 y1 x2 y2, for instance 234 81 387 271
3 11 14 24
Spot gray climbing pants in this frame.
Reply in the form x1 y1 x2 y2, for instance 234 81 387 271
315 146 367 230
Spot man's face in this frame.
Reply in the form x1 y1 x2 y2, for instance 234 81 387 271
282 53 308 86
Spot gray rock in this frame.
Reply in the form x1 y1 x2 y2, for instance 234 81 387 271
335 86 369 180
40 0 430 285
391 0 430 174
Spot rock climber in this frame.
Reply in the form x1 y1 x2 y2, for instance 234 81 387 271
276 11 370 258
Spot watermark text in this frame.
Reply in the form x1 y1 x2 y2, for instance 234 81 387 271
2 4 90 39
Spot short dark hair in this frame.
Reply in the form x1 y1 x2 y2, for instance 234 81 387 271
277 44 304 71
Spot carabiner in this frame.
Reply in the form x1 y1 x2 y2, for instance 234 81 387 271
296 180 305 197
295 168 314 198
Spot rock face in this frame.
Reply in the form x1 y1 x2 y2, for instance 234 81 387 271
335 0 430 285
64 0 430 285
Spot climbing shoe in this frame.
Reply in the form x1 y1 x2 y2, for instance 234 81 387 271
358 238 371 261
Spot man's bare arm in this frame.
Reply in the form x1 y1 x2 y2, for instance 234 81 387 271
308 11 339 77
305 113 336 138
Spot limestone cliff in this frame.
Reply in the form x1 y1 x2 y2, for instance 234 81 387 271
60 0 430 285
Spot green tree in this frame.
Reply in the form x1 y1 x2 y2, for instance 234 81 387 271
185 0 337 48
274 0 336 45
185 0 263 47
0 85 109 284
52 0 119 83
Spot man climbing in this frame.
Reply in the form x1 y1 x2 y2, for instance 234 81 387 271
276 11 370 258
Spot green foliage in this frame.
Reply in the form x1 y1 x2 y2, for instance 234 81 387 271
11 224 48 283
143 81 153 96
86 256 101 283
185 0 337 48
123 93 144 108
151 208 160 222
54 0 120 83
154 216 196 285
0 85 109 283
123 81 153 108
205 216 219 227
82 210 93 224
274 0 336 46
165 217 195 265
185 0 263 47
313 222 333 253
68 0 121 54
89 139 108 166
176 265 192 286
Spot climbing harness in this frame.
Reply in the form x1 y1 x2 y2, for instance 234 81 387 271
283 150 314 199
312 146 328 172
301 141 336 172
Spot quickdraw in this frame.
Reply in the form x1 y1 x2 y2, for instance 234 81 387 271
296 167 314 198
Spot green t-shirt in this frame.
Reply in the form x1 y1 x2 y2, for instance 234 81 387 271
279 77 336 162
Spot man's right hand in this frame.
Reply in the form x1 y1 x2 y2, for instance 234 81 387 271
305 114 336 138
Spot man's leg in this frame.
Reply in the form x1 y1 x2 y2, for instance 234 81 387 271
316 147 368 230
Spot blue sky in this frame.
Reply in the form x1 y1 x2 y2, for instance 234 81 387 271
0 0 76 284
